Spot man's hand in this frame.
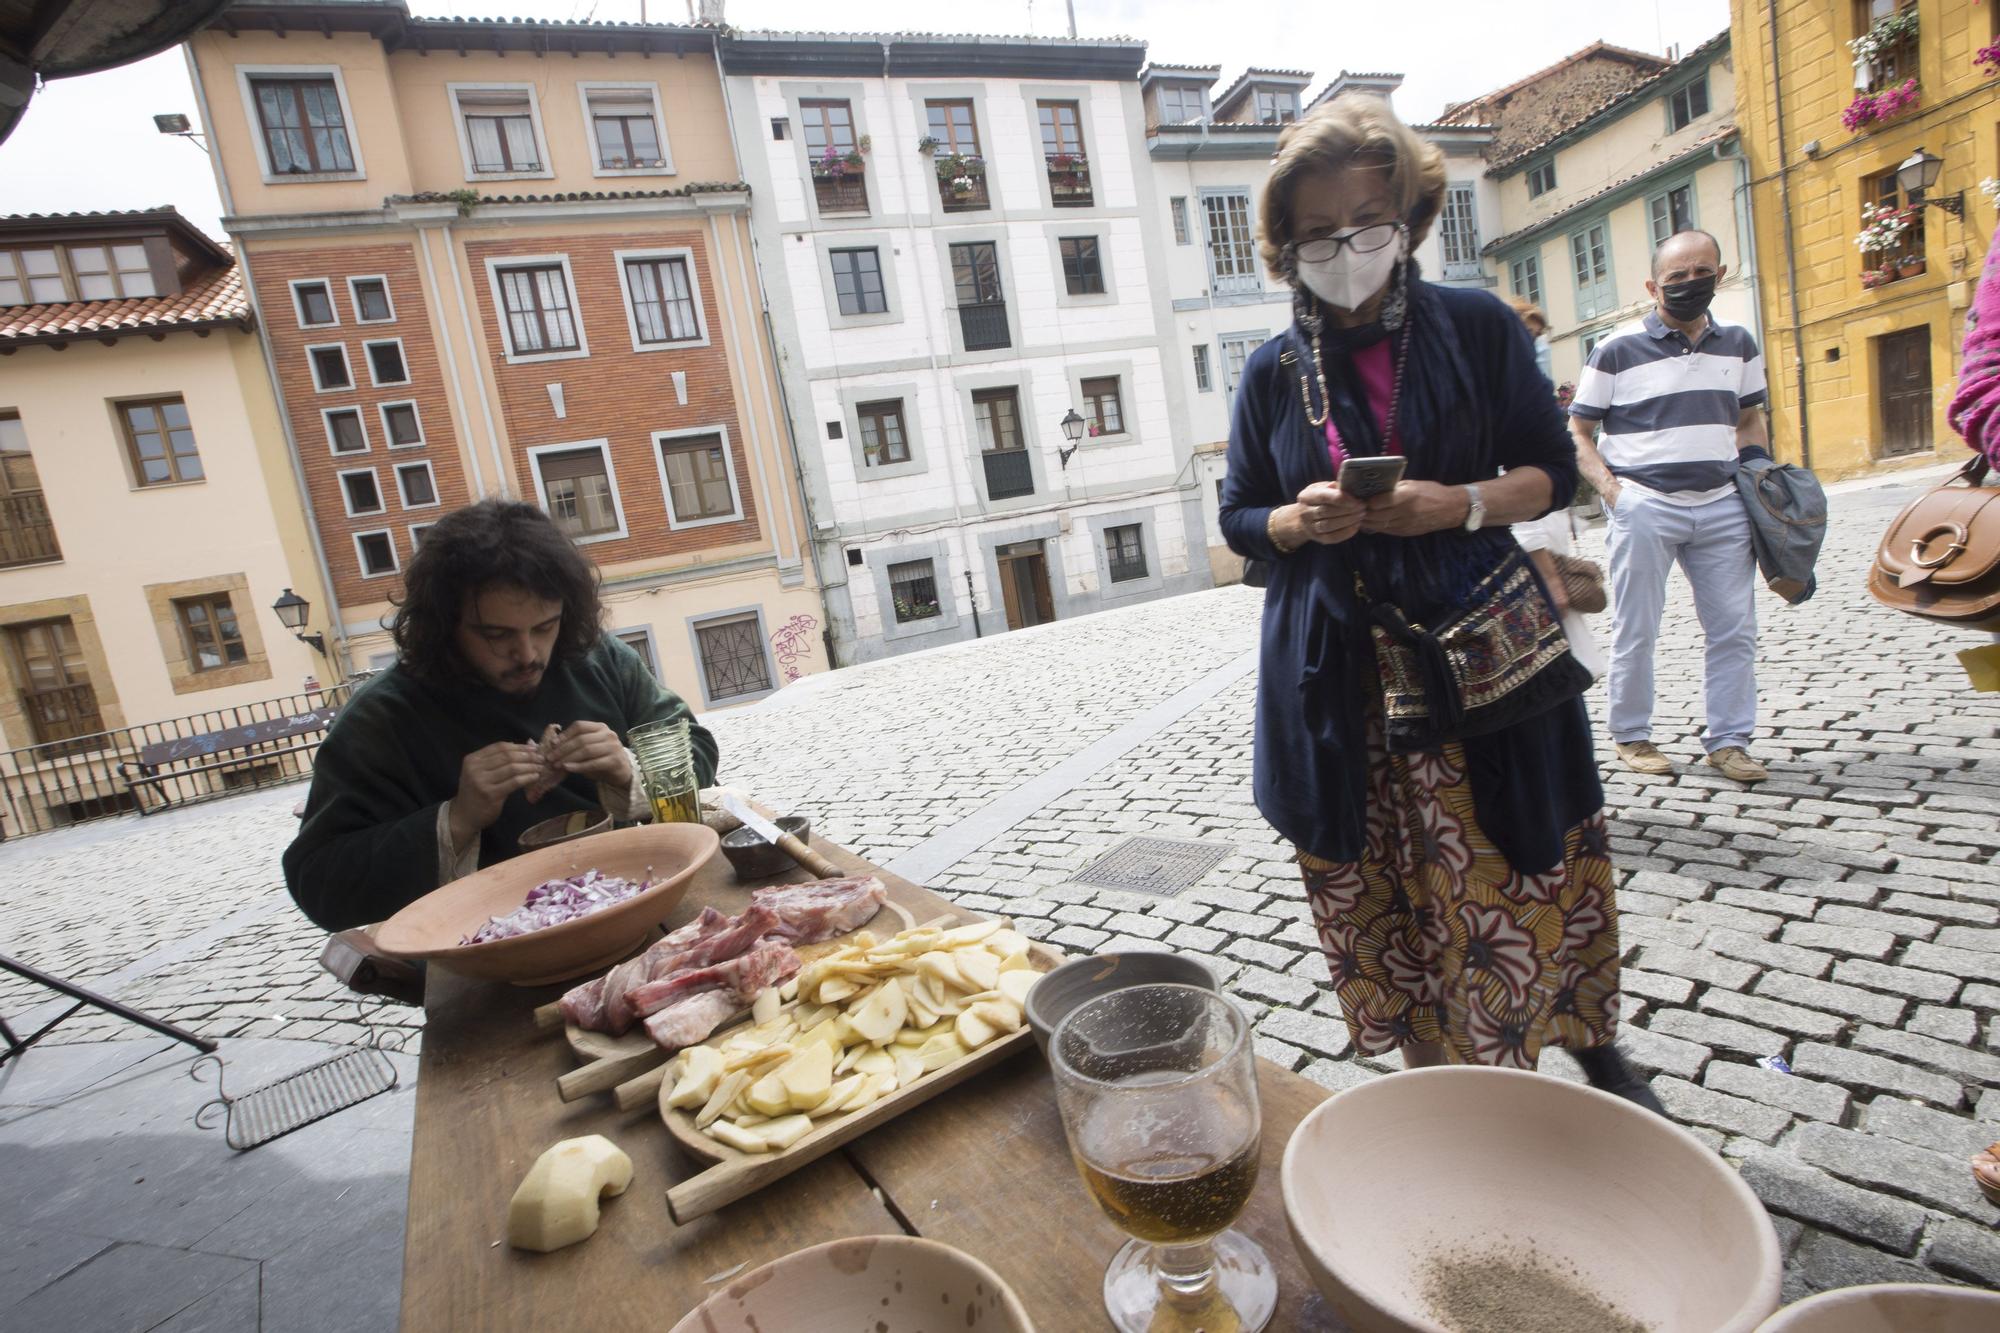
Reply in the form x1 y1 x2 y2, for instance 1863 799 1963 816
447 741 544 853
550 721 633 789
1600 480 1623 512
1287 482 1366 546
1360 481 1471 537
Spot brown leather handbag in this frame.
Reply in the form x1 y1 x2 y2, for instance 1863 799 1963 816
1868 454 2000 630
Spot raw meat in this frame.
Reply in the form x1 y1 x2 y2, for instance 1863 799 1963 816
639 990 741 1053
559 907 732 1032
751 876 888 941
604 905 782 1032
641 940 802 1050
525 723 565 803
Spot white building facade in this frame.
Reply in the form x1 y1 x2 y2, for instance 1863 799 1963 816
721 33 1208 664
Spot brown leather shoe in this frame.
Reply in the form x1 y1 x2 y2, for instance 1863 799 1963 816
1615 741 1673 775
1706 747 1769 783
1975 1144 2000 1207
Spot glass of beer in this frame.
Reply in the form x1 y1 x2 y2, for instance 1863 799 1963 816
1049 984 1277 1333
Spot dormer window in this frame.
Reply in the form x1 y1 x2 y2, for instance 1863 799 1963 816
0 242 158 305
1158 84 1205 123
1255 89 1298 123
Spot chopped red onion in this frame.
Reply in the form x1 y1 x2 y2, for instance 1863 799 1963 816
460 868 652 945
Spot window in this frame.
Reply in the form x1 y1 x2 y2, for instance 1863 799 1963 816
119 397 203 485
395 461 439 508
614 627 661 678
174 595 247 673
801 98 858 156
455 87 543 174
494 262 581 357
1192 344 1212 392
1863 169 1925 275
339 467 384 517
1437 183 1482 279
857 399 910 466
1581 328 1614 359
1854 0 1918 90
693 612 772 702
623 254 702 345
409 522 435 551
1039 100 1084 160
533 444 622 541
925 99 981 156
1648 183 1697 246
1170 196 1190 245
1081 376 1125 436
658 432 739 525
0 410 59 568
1255 89 1299 123
249 76 355 175
1059 237 1105 295
951 242 1009 350
0 249 64 304
0 244 155 305
6 619 103 747
1668 75 1710 132
325 407 368 455
1527 159 1557 198
1219 332 1267 401
1104 524 1148 583
771 118 789 141
830 248 887 316
1569 220 1614 320
292 279 336 327
973 388 1024 452
364 339 409 387
1510 255 1543 308
584 85 667 170
1202 190 1260 296
308 344 352 392
379 401 423 448
888 559 942 622
927 99 986 211
1158 84 1204 123
354 530 398 577
349 276 393 323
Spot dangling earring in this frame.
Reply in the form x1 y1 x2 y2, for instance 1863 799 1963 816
1379 255 1409 331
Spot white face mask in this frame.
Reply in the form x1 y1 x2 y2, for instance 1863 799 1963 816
1294 229 1405 311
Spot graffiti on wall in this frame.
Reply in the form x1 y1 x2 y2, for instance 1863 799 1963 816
769 613 819 682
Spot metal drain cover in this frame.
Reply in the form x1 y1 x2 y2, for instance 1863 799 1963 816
1071 836 1229 897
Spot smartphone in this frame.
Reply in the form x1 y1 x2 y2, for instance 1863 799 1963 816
1337 454 1407 501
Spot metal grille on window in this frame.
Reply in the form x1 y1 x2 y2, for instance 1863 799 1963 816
626 257 699 343
1203 192 1259 294
695 614 772 700
888 559 941 622
1104 524 1147 583
1439 184 1481 279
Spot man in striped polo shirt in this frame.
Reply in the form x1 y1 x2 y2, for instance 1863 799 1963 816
1568 229 1772 783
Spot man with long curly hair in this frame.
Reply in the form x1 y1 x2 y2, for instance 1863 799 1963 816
285 499 718 931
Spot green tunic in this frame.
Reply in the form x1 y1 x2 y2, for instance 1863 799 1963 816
284 632 719 931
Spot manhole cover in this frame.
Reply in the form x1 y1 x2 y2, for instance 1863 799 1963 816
1071 837 1229 897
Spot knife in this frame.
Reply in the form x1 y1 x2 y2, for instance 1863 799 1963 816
713 790 843 880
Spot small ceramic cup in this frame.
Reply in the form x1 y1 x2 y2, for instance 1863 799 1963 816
1023 951 1219 1056
719 815 812 881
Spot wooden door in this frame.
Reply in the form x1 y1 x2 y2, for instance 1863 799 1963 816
997 557 1025 630
995 542 1055 631
1878 327 1933 458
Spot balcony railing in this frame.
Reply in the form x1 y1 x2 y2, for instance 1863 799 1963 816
0 492 61 568
938 169 990 212
1047 159 1093 207
958 301 1010 351
811 168 869 215
982 448 1034 500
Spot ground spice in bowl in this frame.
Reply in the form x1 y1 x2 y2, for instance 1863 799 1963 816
1419 1249 1651 1333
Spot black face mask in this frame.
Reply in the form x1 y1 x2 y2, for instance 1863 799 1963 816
1659 274 1716 322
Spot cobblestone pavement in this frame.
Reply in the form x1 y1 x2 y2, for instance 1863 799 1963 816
4 467 1997 1301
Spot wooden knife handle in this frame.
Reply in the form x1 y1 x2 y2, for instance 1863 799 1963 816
555 1047 665 1102
777 831 842 880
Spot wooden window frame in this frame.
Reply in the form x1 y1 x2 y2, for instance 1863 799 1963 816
800 98 859 155
1038 99 1085 160
925 99 982 158
1648 180 1699 247
173 592 250 675
1158 84 1204 124
1081 376 1125 437
653 426 745 530
1510 254 1543 308
971 387 1025 453
448 83 552 180
347 274 395 324
1059 237 1106 296
394 460 440 510
378 400 425 450
306 342 353 393
6 617 105 747
1192 344 1212 393
577 81 674 176
1437 183 1483 278
487 256 588 363
615 248 708 351
1569 219 1615 321
116 396 204 487
352 528 399 579
856 399 911 467
1666 74 1710 133
1254 88 1298 124
1200 188 1261 296
337 465 386 518
528 439 628 545
322 405 369 455
363 337 410 388
1170 196 1190 245
237 67 363 181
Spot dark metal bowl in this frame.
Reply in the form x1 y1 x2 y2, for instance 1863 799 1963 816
1023 951 1219 1055
719 815 812 881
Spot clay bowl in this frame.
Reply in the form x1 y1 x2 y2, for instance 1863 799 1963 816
1282 1066 1782 1333
374 823 719 986
517 809 613 852
719 814 811 881
1755 1283 2000 1332
1022 951 1218 1055
666 1235 1035 1333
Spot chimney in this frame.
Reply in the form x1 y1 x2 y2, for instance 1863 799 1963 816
697 0 726 23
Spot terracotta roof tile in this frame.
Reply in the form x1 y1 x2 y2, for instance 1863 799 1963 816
1437 40 1669 124
0 262 249 346
1485 30 1731 171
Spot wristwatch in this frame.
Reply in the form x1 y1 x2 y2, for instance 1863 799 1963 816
1462 483 1487 532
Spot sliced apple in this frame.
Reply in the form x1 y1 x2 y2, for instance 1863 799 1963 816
893 1047 925 1089
665 1044 725 1110
778 1041 833 1111
999 968 1039 1008
750 987 782 1026
848 977 908 1045
956 949 1001 994
506 1135 634 1252
754 1113 815 1150
694 1069 749 1129
853 1046 896 1077
954 1007 998 1051
971 998 1024 1034
706 1119 769 1154
942 919 1004 948
745 1069 793 1117
917 1035 969 1072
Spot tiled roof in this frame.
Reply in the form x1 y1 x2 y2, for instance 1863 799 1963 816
1437 40 1668 125
0 205 233 266
1486 30 1732 172
1480 125 1738 255
1213 66 1316 114
0 261 249 347
1141 62 1224 85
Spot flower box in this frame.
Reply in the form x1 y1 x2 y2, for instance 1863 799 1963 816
1842 78 1919 131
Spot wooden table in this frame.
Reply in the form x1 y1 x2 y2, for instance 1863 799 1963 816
401 835 1343 1330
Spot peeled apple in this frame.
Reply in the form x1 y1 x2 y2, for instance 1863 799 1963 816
506 1135 632 1252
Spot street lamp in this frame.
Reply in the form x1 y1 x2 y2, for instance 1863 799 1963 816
152 112 208 154
1057 408 1086 469
1896 147 1963 218
271 588 327 655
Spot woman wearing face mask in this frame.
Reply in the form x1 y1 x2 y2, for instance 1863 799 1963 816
1217 96 1659 1109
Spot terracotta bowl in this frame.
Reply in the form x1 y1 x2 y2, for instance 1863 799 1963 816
373 823 719 986
666 1235 1035 1333
1282 1066 1783 1333
516 809 613 852
1755 1283 2000 1332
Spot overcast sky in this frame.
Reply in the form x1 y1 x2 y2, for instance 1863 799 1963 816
0 0 1732 239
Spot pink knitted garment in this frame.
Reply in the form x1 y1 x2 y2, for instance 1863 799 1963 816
1948 227 2000 467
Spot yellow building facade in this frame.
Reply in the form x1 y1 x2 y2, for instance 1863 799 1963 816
1732 0 2000 476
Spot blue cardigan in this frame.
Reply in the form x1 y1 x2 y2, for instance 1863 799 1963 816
1218 280 1604 873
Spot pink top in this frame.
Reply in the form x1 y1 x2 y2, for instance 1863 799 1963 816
1950 225 2000 468
1324 337 1402 471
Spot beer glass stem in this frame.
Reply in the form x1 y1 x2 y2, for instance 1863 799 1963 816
1153 1241 1219 1303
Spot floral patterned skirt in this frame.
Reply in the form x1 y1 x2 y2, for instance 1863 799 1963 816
1295 726 1621 1068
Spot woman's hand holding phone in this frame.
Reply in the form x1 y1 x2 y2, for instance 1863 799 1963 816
1289 481 1366 546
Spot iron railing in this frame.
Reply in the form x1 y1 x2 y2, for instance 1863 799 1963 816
0 682 352 839
982 448 1034 500
0 493 61 568
1048 162 1093 207
939 172 990 212
959 301 1010 351
812 171 869 215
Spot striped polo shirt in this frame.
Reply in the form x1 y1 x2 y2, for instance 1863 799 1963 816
1569 311 1768 504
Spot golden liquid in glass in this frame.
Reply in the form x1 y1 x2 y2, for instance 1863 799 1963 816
1073 1085 1260 1245
650 786 700 825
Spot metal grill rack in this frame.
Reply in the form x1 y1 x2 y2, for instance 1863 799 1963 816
1070 836 1230 898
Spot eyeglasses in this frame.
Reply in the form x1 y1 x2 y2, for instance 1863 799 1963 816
1292 222 1401 262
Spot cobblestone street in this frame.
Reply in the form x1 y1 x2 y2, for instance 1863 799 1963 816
4 466 1998 1304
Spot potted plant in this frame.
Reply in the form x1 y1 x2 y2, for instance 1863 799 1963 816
811 145 848 180
1850 5 1919 86
916 134 942 155
1980 41 2000 75
1902 254 1928 277
1047 151 1087 183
